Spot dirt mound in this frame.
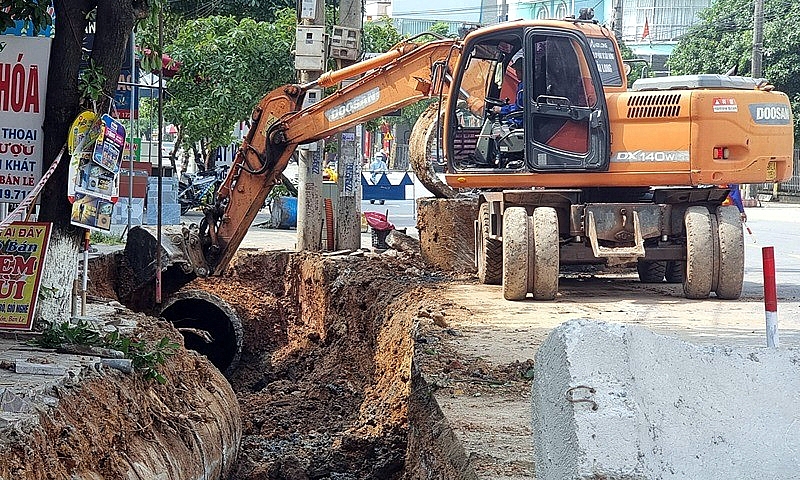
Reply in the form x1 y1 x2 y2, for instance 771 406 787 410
83 245 478 478
0 316 241 480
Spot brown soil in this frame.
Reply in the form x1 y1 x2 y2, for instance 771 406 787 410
72 234 786 479
176 250 464 478
417 197 478 274
79 241 531 478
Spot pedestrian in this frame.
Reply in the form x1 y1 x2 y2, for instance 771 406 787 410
370 150 388 184
722 183 747 222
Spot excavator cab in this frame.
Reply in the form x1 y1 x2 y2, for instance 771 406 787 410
447 25 611 174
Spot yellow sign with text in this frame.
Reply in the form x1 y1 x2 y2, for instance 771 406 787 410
0 222 51 330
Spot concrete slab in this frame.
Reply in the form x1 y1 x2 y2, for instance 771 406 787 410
0 338 105 435
532 319 800 480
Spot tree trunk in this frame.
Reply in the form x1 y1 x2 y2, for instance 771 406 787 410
40 1 91 226
37 1 92 326
37 1 149 325
169 127 183 172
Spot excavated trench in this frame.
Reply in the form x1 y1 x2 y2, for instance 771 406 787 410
110 249 474 479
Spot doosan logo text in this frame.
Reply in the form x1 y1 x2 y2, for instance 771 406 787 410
749 103 791 125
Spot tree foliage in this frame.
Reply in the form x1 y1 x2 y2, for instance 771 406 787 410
668 0 800 137
167 0 293 22
0 0 53 35
164 11 296 156
361 19 454 132
618 40 646 87
362 17 403 54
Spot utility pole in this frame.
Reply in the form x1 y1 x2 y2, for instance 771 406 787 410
746 0 765 201
751 0 764 78
334 0 363 251
613 0 623 42
296 0 326 251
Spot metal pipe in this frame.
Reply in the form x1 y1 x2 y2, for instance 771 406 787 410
156 7 164 304
127 29 136 236
81 229 89 315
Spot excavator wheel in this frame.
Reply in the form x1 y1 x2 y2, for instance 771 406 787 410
683 206 714 299
636 260 666 283
409 103 457 199
477 202 503 285
665 260 685 283
530 207 559 300
714 205 745 299
502 207 530 300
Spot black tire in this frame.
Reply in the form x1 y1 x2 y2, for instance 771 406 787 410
502 207 529 301
180 203 191 215
714 206 744 299
683 206 714 299
477 203 502 285
665 261 685 283
636 260 666 283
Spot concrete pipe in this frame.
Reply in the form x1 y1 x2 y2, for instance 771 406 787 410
160 290 243 376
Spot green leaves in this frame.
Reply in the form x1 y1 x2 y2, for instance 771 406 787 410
164 12 296 151
36 319 101 348
78 58 107 104
106 331 180 384
668 0 800 140
0 0 53 36
34 320 180 385
363 17 403 54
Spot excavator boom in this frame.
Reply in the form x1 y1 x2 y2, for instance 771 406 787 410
204 39 460 274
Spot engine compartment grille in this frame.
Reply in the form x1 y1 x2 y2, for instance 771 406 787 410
627 94 682 118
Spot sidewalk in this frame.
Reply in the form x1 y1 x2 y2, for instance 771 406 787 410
95 207 413 257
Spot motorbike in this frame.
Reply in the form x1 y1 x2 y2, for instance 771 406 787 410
178 165 229 215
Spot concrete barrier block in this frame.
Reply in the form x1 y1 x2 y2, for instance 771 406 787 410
15 359 67 377
532 319 800 480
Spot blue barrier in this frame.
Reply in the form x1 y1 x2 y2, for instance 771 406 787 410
271 196 297 229
362 173 413 201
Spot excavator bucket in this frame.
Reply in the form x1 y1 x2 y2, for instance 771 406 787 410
409 104 457 199
123 225 209 298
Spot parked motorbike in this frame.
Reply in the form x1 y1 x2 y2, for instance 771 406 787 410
178 165 229 215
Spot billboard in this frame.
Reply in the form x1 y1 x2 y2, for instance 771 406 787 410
0 35 51 201
0 222 51 330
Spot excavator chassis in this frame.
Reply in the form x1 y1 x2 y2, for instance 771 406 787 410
476 186 745 301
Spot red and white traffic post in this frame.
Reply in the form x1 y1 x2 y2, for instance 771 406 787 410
762 246 779 347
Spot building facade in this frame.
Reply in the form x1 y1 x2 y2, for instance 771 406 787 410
621 0 712 74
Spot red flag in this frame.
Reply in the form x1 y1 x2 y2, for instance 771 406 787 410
641 17 650 40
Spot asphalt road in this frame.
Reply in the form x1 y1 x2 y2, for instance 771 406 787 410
740 203 800 301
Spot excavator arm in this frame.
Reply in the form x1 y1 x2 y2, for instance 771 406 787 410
199 39 461 274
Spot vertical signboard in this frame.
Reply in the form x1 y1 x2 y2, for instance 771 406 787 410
0 36 51 201
0 221 51 330
68 114 126 232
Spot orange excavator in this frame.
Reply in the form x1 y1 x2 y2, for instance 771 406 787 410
127 14 793 302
